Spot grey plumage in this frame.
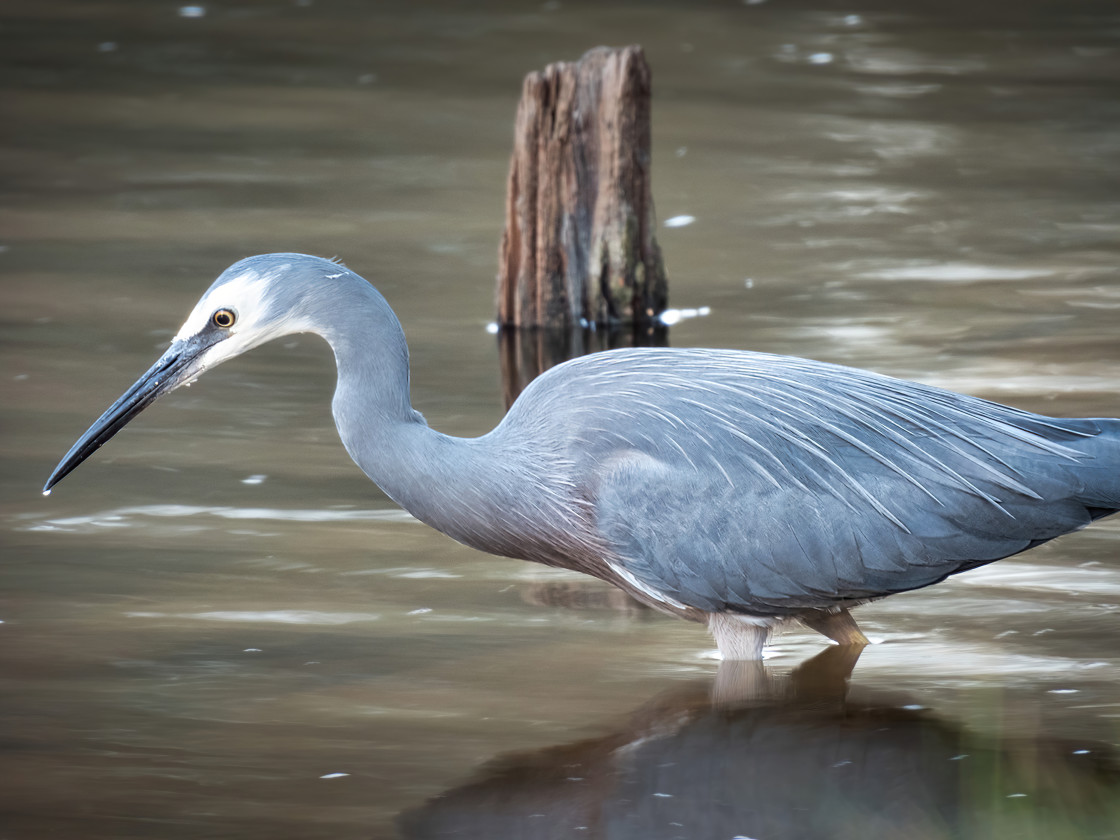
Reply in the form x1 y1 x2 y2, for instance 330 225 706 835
528 350 1118 613
45 253 1120 658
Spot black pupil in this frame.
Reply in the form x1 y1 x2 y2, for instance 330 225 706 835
215 311 232 327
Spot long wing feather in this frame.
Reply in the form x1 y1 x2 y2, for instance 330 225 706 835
506 348 1120 615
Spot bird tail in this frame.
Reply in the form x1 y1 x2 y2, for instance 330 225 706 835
1075 417 1120 517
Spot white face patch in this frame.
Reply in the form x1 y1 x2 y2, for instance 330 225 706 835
173 268 270 341
169 260 318 378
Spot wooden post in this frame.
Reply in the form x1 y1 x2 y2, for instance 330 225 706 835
496 45 669 329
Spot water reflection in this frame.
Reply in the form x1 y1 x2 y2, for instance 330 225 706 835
400 648 1120 840
3 0 1119 836
22 503 415 534
497 323 668 407
520 578 648 617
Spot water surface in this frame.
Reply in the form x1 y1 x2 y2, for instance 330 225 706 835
2 1 1119 837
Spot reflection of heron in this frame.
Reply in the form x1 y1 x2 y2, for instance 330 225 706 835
45 254 1120 658
398 649 1120 840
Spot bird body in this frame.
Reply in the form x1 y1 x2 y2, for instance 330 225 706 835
46 254 1120 659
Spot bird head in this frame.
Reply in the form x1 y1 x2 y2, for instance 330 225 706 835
43 254 329 493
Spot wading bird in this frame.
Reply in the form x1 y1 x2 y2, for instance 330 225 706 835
45 254 1120 659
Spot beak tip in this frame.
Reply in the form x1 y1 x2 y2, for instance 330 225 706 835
43 458 77 495
42 472 61 495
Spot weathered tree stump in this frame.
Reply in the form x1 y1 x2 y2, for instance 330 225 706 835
496 45 669 329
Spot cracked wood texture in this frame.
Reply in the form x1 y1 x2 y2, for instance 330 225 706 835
496 45 669 328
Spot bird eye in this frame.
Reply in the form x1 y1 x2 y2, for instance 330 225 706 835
212 309 236 329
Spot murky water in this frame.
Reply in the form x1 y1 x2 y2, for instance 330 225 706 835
2 1 1119 837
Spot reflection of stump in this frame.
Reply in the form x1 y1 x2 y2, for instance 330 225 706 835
496 45 669 329
498 323 666 408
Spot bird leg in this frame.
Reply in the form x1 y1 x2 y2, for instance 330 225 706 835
707 613 773 660
800 608 869 647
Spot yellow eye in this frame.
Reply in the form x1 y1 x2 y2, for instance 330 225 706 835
212 309 236 328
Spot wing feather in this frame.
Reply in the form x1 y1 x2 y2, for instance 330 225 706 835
502 348 1120 615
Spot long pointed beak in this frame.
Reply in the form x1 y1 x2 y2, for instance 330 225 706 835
44 331 222 493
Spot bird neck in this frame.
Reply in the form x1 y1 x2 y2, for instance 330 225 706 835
313 278 484 535
312 275 586 563
316 278 427 467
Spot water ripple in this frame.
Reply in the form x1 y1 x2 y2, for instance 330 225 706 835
124 610 381 625
20 504 417 534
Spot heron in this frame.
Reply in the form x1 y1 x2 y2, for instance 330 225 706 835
44 254 1120 659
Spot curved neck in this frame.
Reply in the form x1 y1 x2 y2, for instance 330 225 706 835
311 277 486 534
315 278 442 510
317 278 419 429
310 273 586 563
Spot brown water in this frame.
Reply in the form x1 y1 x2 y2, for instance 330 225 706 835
2 1 1119 837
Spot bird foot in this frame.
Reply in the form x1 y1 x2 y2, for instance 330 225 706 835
800 608 869 647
